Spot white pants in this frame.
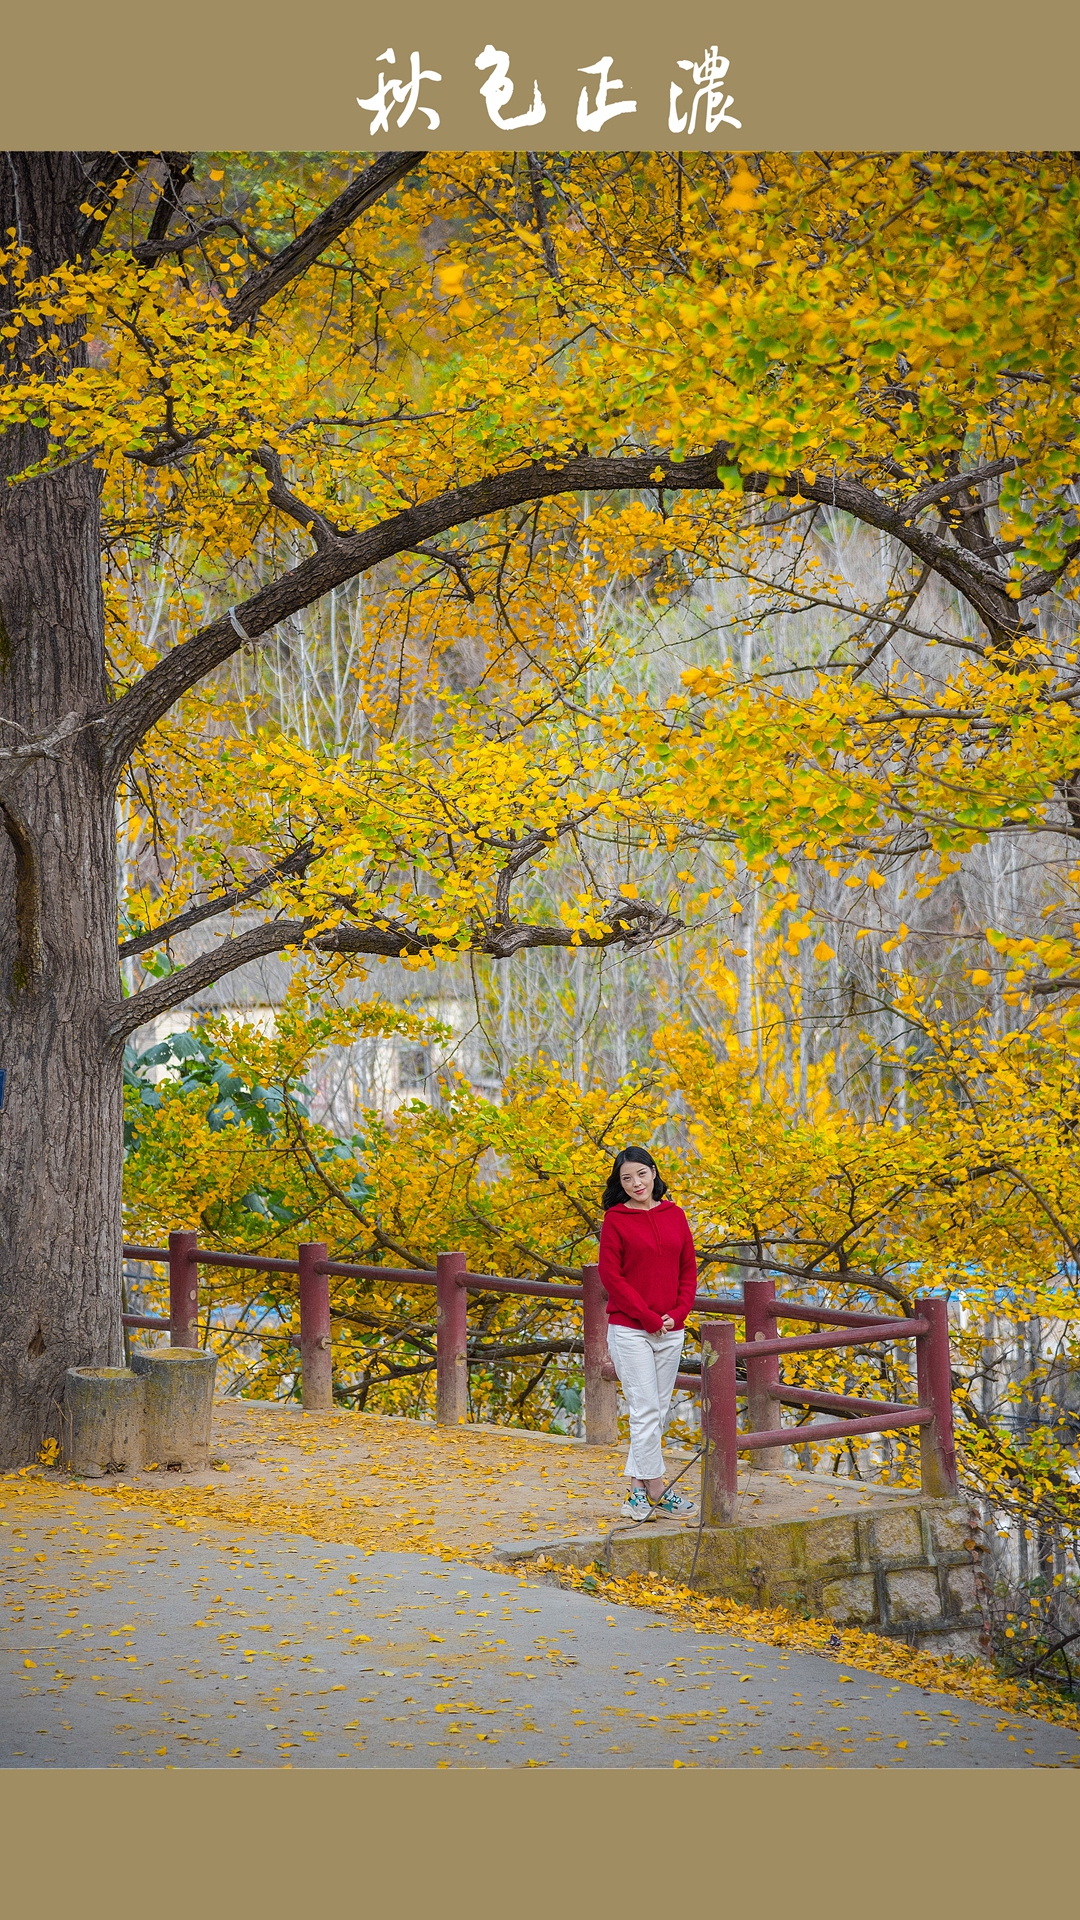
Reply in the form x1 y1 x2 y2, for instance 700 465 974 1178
607 1325 685 1481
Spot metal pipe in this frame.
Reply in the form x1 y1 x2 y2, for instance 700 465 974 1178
764 1301 909 1329
771 1385 914 1417
465 1276 583 1301
192 1249 302 1275
323 1261 583 1299
464 1267 581 1294
319 1260 435 1283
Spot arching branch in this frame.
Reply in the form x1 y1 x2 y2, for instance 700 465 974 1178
100 447 1037 785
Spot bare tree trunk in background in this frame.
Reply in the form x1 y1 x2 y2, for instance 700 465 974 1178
797 937 810 1118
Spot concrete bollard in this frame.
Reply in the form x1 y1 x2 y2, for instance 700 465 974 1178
63 1367 145 1476
131 1348 217 1470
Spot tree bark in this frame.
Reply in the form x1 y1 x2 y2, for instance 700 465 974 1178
0 154 124 1467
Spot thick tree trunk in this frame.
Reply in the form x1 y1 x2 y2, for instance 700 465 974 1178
0 154 123 1466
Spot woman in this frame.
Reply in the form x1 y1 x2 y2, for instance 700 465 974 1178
598 1145 698 1522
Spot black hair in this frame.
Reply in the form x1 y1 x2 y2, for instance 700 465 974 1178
601 1145 668 1211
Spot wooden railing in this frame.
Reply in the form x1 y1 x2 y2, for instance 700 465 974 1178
122 1237 957 1515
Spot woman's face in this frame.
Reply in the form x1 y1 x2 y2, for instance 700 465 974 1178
619 1159 656 1205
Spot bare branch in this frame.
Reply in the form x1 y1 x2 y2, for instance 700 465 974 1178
117 838 317 957
849 563 932 679
525 153 562 285
703 1250 909 1310
130 153 195 260
133 217 245 261
0 708 87 789
255 446 344 550
103 896 682 1045
99 450 732 775
410 542 476 601
997 1161 1080 1269
105 917 313 1044
903 458 1019 522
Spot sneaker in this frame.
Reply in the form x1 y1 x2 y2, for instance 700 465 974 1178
651 1487 697 1518
620 1487 656 1524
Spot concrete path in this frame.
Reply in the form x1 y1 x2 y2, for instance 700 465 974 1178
3 1498 1078 1768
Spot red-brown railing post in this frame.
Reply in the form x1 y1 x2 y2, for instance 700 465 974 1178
436 1250 469 1425
700 1320 739 1525
743 1273 784 1469
298 1242 333 1410
582 1264 618 1445
169 1230 198 1348
915 1295 958 1496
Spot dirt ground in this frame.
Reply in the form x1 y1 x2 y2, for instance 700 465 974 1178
88 1400 639 1554
41 1400 914 1558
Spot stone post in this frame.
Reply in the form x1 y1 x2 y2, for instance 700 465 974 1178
62 1367 145 1476
131 1348 216 1470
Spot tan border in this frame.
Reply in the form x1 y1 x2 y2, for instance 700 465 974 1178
3 0 1079 146
1 1770 1076 1916
5 0 1078 1873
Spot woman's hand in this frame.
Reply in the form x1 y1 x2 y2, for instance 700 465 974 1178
660 1314 675 1332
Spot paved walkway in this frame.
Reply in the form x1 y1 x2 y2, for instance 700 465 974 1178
3 1493 1078 1769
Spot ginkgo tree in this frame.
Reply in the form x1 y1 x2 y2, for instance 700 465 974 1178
2 148 1079 1466
117 975 1080 1549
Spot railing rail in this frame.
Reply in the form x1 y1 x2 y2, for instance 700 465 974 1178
121 1236 957 1505
733 1318 928 1361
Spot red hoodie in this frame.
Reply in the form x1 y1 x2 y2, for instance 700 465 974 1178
598 1199 698 1333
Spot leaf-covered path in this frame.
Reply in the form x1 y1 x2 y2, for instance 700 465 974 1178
3 1483 1079 1769
22 1399 923 1555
